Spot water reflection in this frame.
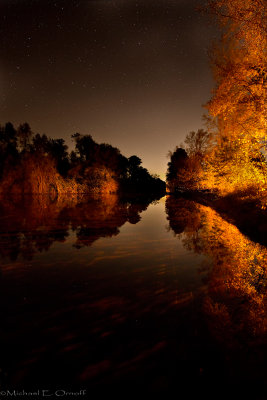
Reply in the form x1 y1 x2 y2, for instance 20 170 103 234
0 195 266 397
0 194 155 260
166 196 267 386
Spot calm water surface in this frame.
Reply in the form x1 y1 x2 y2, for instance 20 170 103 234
0 195 266 398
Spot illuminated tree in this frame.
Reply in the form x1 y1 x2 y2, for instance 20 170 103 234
166 130 211 192
203 0 267 195
184 129 210 159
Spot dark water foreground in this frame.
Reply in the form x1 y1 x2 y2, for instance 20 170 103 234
0 194 266 399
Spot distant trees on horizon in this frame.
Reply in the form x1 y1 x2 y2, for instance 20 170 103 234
0 122 165 196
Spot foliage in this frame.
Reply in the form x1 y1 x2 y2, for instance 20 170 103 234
202 0 267 196
166 130 211 192
0 122 165 196
167 0 266 201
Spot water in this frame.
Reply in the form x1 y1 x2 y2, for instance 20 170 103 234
0 195 266 398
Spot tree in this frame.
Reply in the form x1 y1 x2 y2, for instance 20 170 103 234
71 133 96 162
166 131 212 193
97 143 121 172
184 129 210 159
17 122 32 152
202 0 267 194
128 155 142 168
48 138 69 176
31 133 50 154
0 122 18 157
0 123 165 196
166 147 188 192
127 156 142 180
205 0 266 141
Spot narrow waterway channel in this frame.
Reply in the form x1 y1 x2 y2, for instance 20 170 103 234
0 195 266 398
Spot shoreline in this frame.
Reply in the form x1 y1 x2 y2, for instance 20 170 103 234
167 190 267 247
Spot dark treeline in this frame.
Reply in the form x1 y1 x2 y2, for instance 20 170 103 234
0 122 165 196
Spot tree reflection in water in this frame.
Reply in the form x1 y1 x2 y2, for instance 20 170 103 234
0 195 266 396
166 195 267 387
0 194 153 260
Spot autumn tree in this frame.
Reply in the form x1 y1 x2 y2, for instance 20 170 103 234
166 130 211 192
0 123 165 196
184 129 210 159
202 0 267 194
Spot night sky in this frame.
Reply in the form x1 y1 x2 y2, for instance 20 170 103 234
0 0 218 179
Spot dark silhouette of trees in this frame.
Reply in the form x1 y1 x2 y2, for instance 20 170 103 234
128 155 142 169
71 133 96 162
120 155 165 194
31 133 50 154
68 133 165 194
166 147 189 192
48 138 69 176
166 130 211 193
0 122 18 179
167 148 188 180
0 122 165 196
17 122 32 152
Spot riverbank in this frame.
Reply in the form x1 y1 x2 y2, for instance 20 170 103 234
168 190 267 247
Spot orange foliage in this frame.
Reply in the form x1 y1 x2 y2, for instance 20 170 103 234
0 154 118 196
200 0 267 199
68 164 118 194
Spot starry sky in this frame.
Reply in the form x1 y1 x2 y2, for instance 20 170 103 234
0 0 218 179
